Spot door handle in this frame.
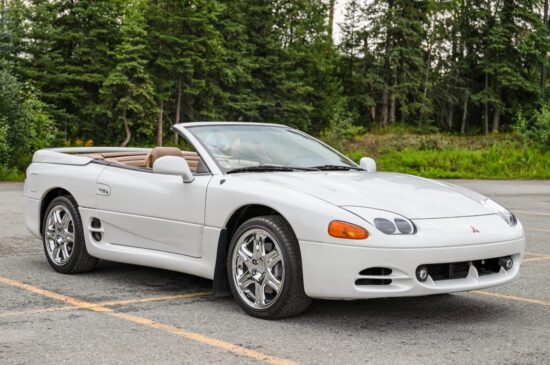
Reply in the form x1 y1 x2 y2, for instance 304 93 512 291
97 184 111 196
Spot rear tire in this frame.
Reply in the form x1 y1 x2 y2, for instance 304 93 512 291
42 196 98 274
227 215 311 319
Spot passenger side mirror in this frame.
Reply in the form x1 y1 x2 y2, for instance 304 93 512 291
359 157 377 172
153 156 194 183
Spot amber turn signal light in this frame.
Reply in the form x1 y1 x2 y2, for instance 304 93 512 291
328 221 369 240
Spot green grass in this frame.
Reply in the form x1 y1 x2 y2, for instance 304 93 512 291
0 165 25 182
345 133 550 179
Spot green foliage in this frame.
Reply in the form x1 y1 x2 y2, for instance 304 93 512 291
0 67 56 170
100 0 156 146
1 0 549 180
0 165 24 181
376 145 550 179
514 105 550 148
346 132 550 179
320 98 363 151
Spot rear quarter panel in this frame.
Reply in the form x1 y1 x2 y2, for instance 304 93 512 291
23 162 107 237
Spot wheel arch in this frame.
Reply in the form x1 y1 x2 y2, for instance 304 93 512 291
40 187 75 235
212 204 296 296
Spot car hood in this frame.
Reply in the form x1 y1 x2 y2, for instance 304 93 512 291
237 171 489 219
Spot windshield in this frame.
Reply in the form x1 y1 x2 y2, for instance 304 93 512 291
188 125 356 172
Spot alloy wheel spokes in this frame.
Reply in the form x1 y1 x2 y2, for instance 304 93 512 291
252 232 266 258
232 228 285 309
45 205 74 266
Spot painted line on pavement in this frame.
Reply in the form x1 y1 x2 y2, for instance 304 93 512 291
523 256 550 263
472 290 550 307
527 228 550 233
0 291 211 318
523 252 550 262
0 276 296 365
515 210 550 217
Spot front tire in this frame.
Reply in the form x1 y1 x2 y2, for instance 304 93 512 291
42 196 98 274
227 215 311 319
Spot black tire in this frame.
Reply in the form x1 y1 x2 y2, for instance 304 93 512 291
42 195 98 274
227 215 311 319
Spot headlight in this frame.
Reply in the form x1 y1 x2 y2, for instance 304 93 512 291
344 207 416 235
483 199 517 227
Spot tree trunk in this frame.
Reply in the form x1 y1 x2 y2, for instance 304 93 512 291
156 99 164 146
447 106 454 130
390 95 396 124
121 105 131 147
370 105 376 124
492 109 500 133
328 0 336 44
381 83 389 127
174 78 182 144
460 92 468 135
381 0 393 128
492 86 501 132
421 15 436 127
484 73 489 134
390 66 397 124
542 0 549 96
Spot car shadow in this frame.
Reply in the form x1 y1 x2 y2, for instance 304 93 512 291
32 257 514 328
290 294 513 331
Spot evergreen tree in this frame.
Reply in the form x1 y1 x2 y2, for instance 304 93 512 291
146 0 224 145
100 0 156 146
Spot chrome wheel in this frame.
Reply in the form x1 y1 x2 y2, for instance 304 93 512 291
45 205 75 266
231 228 285 309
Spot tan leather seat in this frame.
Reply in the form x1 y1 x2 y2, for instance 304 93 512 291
145 147 184 168
145 147 200 172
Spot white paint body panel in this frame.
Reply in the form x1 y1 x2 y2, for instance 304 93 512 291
96 166 211 257
22 126 525 299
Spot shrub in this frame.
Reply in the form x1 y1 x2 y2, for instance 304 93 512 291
0 69 56 172
320 98 363 151
514 105 550 149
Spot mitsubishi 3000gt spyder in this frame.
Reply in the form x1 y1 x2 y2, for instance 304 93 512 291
23 122 525 318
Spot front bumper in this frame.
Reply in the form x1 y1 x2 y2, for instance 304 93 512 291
299 238 525 299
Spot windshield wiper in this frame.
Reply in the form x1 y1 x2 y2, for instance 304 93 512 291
227 165 316 174
310 164 364 171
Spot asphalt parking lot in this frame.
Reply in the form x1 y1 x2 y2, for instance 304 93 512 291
1 180 549 365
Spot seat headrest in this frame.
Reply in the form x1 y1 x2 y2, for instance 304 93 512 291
145 147 183 168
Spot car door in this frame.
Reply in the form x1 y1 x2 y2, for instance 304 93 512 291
95 165 212 258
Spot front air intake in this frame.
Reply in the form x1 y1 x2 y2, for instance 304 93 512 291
90 218 102 241
355 267 393 286
359 267 393 276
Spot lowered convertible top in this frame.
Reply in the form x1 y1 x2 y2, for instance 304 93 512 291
32 147 150 165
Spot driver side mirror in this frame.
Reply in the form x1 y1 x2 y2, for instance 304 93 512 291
359 157 377 172
153 156 194 183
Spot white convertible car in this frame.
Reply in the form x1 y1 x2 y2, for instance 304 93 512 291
23 122 525 318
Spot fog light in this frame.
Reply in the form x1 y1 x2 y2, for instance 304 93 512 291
416 265 429 282
499 257 513 270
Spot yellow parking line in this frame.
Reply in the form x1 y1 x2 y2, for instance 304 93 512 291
523 252 550 262
527 228 550 233
472 290 550 307
525 251 550 257
99 291 211 306
0 291 211 319
515 210 550 217
0 276 295 365
0 305 76 318
523 257 550 263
